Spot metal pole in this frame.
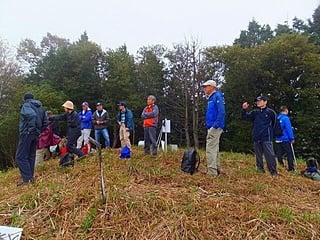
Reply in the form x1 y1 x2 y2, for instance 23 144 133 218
291 143 297 171
89 136 106 204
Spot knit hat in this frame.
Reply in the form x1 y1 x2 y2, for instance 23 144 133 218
24 92 34 100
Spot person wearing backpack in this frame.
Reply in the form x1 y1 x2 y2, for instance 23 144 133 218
202 80 225 177
16 93 47 186
242 95 278 176
275 106 295 171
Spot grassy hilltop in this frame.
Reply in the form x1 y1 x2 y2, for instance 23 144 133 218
1 148 320 239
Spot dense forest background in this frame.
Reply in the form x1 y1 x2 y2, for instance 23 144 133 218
1 6 320 169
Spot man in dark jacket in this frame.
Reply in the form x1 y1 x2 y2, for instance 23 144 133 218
242 96 278 176
92 102 111 149
16 93 47 186
275 106 296 171
50 100 84 159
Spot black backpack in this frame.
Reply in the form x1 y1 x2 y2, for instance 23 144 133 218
274 117 283 137
59 153 74 167
181 149 200 175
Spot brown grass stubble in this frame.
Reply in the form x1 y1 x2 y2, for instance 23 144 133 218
0 148 320 239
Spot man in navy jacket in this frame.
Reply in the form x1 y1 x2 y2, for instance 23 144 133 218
275 106 295 171
242 96 278 176
202 80 225 177
16 93 47 186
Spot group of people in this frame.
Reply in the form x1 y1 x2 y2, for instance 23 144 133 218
202 80 295 178
15 93 160 186
242 96 295 176
15 82 296 186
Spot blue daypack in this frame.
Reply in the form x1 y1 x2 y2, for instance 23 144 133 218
120 146 131 159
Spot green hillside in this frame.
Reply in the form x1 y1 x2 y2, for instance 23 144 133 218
1 148 320 239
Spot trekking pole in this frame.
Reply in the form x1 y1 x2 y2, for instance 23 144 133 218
291 143 298 171
89 137 106 204
156 127 163 149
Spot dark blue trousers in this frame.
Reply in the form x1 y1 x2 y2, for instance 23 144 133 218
144 127 157 155
276 142 295 171
254 141 278 175
16 133 37 182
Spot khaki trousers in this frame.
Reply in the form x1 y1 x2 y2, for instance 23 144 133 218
206 127 223 176
119 124 131 148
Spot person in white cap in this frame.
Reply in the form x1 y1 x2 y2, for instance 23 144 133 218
202 80 225 177
49 100 84 159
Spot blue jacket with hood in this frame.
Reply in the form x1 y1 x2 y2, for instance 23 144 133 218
205 90 225 129
275 113 295 142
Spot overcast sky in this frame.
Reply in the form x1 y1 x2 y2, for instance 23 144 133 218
1 0 319 54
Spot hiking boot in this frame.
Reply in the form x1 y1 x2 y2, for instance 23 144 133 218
77 155 87 161
17 179 34 187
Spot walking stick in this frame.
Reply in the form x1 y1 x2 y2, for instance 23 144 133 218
291 143 297 171
89 137 106 204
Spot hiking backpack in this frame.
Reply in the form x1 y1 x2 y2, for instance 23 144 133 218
181 149 200 175
274 116 283 137
59 153 74 167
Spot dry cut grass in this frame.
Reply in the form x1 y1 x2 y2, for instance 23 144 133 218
1 147 320 240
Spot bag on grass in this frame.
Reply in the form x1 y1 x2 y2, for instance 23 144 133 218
120 146 131 159
181 149 200 175
59 153 74 167
302 157 320 181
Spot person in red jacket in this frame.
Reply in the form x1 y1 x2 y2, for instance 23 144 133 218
141 95 159 156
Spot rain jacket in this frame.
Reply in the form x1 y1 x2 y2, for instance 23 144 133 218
275 113 295 142
19 99 47 136
205 90 226 129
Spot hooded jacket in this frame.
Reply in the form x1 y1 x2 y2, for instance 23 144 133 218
275 113 295 142
205 90 225 129
19 99 47 136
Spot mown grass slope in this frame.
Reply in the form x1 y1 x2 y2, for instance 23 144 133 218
1 148 320 240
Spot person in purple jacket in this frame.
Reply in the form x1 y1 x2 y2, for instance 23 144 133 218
202 80 225 177
275 106 296 171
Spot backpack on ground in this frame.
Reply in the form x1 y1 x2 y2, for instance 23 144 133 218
302 157 320 181
59 153 74 167
181 149 200 175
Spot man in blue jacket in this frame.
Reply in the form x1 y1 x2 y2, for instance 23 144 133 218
202 80 225 177
16 93 47 186
275 106 295 171
242 96 278 176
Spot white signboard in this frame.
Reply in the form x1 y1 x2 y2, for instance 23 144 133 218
0 226 23 240
161 119 171 133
